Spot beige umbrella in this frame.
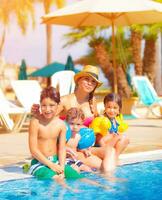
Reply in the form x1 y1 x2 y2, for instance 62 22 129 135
42 0 162 93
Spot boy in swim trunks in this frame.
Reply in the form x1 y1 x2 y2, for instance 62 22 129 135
29 87 83 185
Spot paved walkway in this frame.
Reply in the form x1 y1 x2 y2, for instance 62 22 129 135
0 118 162 167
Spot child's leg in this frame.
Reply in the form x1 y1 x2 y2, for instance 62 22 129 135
77 151 102 169
79 163 92 172
100 146 116 172
91 146 105 159
80 178 111 190
115 135 129 161
53 175 78 192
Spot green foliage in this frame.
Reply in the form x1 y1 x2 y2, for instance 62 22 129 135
63 26 105 47
130 24 144 33
153 0 162 3
64 26 132 68
143 24 162 40
0 0 35 34
89 37 105 47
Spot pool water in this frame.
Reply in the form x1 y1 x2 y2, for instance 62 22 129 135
0 160 162 200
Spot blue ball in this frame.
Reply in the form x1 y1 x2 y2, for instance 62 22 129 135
64 121 72 142
78 128 96 150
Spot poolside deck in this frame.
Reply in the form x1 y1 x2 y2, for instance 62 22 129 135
0 118 162 181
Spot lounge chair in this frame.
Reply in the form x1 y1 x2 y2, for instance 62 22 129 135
131 76 162 118
51 70 75 96
11 80 42 113
0 88 26 132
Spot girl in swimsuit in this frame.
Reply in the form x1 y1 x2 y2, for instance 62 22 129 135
90 93 129 167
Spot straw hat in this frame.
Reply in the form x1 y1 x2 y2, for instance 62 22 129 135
74 65 102 88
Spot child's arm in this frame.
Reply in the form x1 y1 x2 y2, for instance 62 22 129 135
78 148 92 157
66 147 78 159
29 118 64 174
58 122 67 169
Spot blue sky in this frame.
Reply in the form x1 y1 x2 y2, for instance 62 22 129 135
2 1 89 68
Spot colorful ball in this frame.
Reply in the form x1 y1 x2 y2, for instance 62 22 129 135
77 128 95 150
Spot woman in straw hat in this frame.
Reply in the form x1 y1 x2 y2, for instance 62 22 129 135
59 65 102 121
32 65 102 121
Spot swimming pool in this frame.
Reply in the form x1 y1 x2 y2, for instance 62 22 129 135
0 160 162 200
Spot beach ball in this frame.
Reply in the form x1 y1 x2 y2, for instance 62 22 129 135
78 128 95 150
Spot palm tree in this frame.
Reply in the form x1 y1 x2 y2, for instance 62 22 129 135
64 27 132 97
0 0 35 56
130 25 143 75
89 38 114 88
0 0 66 85
41 0 65 64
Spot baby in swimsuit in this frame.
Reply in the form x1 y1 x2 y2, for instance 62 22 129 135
65 107 93 172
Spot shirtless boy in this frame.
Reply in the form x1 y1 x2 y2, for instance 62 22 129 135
28 87 83 183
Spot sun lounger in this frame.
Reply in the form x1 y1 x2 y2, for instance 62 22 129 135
10 80 42 131
51 70 75 96
11 80 42 113
131 76 162 118
0 88 26 132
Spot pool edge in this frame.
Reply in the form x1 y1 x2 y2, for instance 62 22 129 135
1 149 162 182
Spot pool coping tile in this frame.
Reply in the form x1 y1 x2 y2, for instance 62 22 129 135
1 150 162 182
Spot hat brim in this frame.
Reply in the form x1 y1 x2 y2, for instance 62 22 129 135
74 72 102 88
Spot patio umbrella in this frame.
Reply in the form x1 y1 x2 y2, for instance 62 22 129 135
65 55 74 71
65 55 80 73
28 62 65 77
42 0 162 93
18 59 27 80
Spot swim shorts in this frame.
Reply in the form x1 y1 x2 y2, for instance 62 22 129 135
29 155 84 180
66 158 83 167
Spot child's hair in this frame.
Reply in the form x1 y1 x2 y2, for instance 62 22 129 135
40 86 60 104
104 93 122 111
66 107 85 122
89 86 98 117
